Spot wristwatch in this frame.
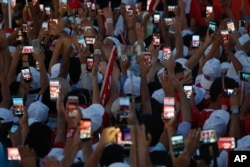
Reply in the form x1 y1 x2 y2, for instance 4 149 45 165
230 107 239 115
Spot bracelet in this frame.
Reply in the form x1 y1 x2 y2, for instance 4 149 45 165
66 128 76 138
94 49 102 55
105 18 113 29
230 106 239 115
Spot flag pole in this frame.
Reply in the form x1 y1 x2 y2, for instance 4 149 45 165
8 0 12 28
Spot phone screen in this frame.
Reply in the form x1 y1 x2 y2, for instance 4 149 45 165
227 21 235 33
86 57 94 71
10 124 19 133
67 96 79 118
42 22 48 31
168 5 177 12
45 7 51 15
119 97 130 118
184 85 192 99
80 119 92 140
192 35 200 48
153 33 160 46
32 39 40 53
49 80 60 100
200 129 217 144
163 97 175 119
22 46 33 54
85 36 95 45
21 67 32 82
154 13 160 23
12 97 24 116
116 126 132 147
164 18 173 25
142 52 152 66
7 148 21 160
162 46 171 61
240 71 250 81
91 3 96 10
78 37 86 49
209 22 216 34
206 6 213 17
171 135 184 157
218 137 235 150
221 30 229 43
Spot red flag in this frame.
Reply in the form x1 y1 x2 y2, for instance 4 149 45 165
100 46 117 106
147 0 160 13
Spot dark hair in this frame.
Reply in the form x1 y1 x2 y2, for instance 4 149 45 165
100 144 124 167
24 122 52 158
210 77 239 102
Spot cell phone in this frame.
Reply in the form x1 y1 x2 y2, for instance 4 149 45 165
22 24 27 33
164 18 173 25
7 147 21 160
67 15 74 23
192 35 200 48
200 129 217 144
221 30 229 43
16 30 23 41
91 3 96 10
218 137 235 150
12 97 24 117
85 36 95 45
239 71 250 81
119 97 130 118
162 45 171 61
42 22 48 31
171 135 184 157
80 118 92 141
67 96 79 118
163 97 175 119
153 33 160 46
22 46 33 54
116 125 132 147
39 4 44 11
21 67 32 82
153 13 160 24
227 20 236 33
209 22 216 34
168 5 177 12
78 37 86 49
45 6 51 15
10 124 19 133
206 6 213 17
86 56 94 72
142 52 152 66
239 20 245 27
184 85 193 99
86 2 92 8
32 39 40 54
49 80 60 100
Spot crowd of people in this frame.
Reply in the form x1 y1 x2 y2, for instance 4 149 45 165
0 0 250 166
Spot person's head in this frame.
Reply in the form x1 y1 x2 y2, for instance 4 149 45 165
210 76 239 103
102 36 121 61
203 109 230 137
24 122 52 158
100 143 124 167
0 108 13 141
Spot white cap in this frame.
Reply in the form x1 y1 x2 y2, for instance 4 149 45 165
108 162 130 167
194 86 206 105
123 76 141 97
80 104 105 132
200 58 221 90
203 109 230 136
238 34 250 46
27 101 49 125
234 135 250 151
151 88 165 104
172 46 189 58
0 108 14 124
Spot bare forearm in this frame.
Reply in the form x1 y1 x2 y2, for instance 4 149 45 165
84 143 105 167
141 76 152 114
128 29 137 44
174 31 183 60
38 60 49 94
229 115 241 139
178 91 192 123
92 76 100 104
